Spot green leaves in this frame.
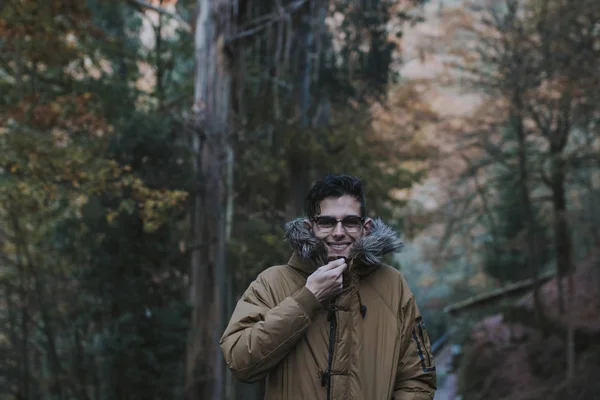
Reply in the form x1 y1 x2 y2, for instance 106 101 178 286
0 1 193 398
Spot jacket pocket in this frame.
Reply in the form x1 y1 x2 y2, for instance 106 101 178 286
411 316 435 372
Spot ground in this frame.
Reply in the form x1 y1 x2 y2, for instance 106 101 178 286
456 261 600 400
434 344 458 400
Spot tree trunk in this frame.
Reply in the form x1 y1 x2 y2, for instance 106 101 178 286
287 0 329 219
549 140 575 382
186 0 232 399
595 235 600 310
511 99 544 324
566 274 575 383
74 326 91 400
18 277 30 400
550 155 573 312
13 210 65 399
586 172 600 310
224 145 235 400
287 9 315 220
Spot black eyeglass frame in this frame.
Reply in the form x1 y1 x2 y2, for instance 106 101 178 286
311 215 366 232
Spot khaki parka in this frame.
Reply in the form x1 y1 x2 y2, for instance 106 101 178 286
220 219 436 400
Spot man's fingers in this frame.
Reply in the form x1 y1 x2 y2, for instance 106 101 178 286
322 258 346 270
332 263 347 276
326 264 346 279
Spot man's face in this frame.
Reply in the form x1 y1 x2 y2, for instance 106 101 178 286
306 195 372 260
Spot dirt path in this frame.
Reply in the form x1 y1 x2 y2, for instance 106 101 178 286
434 344 458 400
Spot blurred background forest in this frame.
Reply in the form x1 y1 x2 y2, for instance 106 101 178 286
1 0 599 399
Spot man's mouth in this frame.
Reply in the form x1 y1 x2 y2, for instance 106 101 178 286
327 243 351 251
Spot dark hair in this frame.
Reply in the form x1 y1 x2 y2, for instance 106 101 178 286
304 174 366 219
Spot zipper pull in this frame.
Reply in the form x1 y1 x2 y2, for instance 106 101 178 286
320 370 330 387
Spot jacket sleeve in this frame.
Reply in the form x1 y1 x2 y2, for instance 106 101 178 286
392 295 437 400
219 272 323 383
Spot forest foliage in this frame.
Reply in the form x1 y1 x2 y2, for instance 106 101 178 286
0 0 432 398
1 0 599 399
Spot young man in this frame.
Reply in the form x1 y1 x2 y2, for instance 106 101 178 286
220 175 436 400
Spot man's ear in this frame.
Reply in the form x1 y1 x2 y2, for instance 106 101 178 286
363 218 373 234
303 219 312 231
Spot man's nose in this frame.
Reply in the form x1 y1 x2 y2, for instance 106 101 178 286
332 221 345 236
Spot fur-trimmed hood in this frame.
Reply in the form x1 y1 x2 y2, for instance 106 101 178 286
284 217 403 275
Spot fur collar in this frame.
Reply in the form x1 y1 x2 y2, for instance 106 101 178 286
284 217 403 273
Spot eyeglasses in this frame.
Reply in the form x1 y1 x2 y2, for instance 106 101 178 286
313 216 365 233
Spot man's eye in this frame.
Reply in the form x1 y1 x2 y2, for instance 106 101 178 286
317 218 335 227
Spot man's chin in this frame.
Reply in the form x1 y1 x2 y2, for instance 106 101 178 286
326 250 351 261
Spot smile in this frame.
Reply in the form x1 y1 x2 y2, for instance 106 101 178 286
328 243 350 250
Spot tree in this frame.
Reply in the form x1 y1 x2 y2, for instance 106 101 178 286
439 0 600 385
1 1 190 398
483 165 550 283
185 0 232 399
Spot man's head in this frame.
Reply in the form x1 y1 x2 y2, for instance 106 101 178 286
304 174 372 260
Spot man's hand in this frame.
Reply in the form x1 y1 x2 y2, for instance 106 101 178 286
305 258 347 302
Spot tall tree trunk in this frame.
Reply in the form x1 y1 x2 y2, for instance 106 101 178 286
12 210 64 399
585 169 600 310
287 12 314 219
74 326 91 400
550 154 573 312
596 242 600 310
186 1 232 399
548 130 574 381
288 1 326 218
566 273 575 383
32 270 64 399
511 97 544 324
224 145 235 400
154 2 164 108
18 272 30 400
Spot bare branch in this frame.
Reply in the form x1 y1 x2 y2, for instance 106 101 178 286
460 153 498 237
127 0 191 32
227 0 307 42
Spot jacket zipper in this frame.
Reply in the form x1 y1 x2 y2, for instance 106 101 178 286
417 320 432 367
326 305 337 400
